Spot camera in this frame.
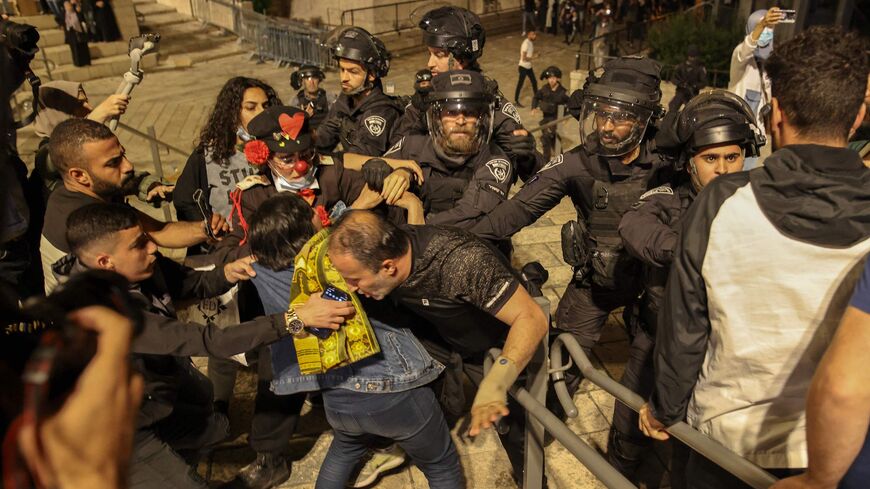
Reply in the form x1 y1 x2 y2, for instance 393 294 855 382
20 270 144 417
0 19 39 65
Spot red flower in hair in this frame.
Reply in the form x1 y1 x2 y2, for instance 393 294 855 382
244 140 271 165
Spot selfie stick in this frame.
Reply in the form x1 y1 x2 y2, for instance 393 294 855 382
107 33 160 132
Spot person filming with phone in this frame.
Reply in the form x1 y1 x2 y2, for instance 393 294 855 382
728 7 791 169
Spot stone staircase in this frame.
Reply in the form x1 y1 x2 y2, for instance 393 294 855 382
133 0 245 68
21 14 150 82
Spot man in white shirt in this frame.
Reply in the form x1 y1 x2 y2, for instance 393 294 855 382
514 30 538 107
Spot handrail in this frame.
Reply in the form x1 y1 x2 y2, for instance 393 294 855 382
484 348 636 489
549 333 779 489
116 121 189 156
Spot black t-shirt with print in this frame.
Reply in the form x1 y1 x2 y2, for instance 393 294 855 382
391 225 520 358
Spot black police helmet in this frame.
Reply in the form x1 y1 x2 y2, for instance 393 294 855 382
540 65 562 80
581 56 664 117
330 26 391 78
290 65 325 90
656 89 765 160
418 6 486 64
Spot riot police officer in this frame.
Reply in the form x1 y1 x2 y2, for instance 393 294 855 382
390 6 540 181
290 64 336 130
532 65 570 162
375 70 514 232
609 89 764 478
315 27 402 156
469 56 671 361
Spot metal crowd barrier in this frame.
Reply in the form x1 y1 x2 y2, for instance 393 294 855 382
187 0 335 68
481 315 780 489
547 332 780 489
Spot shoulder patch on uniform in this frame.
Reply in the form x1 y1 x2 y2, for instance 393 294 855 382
319 155 335 166
235 174 270 191
364 115 387 137
384 137 404 156
537 154 564 173
501 102 522 124
638 185 673 201
485 158 511 184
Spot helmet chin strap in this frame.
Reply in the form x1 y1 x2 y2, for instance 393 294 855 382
687 159 703 192
448 53 456 71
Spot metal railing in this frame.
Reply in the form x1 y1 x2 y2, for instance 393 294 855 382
338 0 521 37
187 0 335 68
545 333 780 489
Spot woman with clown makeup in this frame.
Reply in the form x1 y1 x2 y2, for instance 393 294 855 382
211 106 425 265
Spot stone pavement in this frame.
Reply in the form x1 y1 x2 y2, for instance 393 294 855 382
16 26 679 489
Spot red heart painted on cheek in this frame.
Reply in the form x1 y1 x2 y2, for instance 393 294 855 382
278 112 306 140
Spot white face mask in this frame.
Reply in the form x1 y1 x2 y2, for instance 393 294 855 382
758 27 774 46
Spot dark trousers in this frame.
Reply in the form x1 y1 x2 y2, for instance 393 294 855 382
249 344 307 455
555 280 638 352
668 87 697 114
515 66 538 103
540 116 558 162
315 387 464 489
684 451 801 489
130 369 230 489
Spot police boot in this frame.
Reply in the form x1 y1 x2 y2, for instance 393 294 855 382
225 452 290 489
606 428 648 479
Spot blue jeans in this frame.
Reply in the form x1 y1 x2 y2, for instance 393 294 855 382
315 387 464 489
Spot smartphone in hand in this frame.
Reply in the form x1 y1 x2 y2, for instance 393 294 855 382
308 287 350 339
779 9 797 23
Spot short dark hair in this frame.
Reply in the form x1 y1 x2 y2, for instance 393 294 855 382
328 211 410 273
66 203 139 256
248 194 316 271
765 26 869 140
49 118 116 174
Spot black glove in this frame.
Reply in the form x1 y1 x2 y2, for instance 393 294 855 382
361 158 393 193
497 131 536 158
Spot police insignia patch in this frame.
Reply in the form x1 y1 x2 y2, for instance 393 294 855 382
537 154 564 173
639 185 674 200
364 116 386 136
501 102 521 124
384 137 404 156
486 159 511 184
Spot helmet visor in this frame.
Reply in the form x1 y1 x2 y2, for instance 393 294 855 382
426 99 493 156
580 98 652 156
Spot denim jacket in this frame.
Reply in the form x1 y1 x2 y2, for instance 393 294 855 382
250 263 443 396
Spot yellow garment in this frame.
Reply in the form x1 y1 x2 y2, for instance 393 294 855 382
289 228 380 374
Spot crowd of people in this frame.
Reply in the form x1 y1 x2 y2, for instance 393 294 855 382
1 4 869 489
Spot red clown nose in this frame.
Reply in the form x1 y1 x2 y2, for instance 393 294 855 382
294 160 309 175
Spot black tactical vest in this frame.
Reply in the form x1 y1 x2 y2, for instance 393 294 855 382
297 89 331 129
586 177 648 289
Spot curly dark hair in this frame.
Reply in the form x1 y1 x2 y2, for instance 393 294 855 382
195 77 282 164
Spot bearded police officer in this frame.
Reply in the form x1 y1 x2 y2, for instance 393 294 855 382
470 56 672 365
532 65 570 162
390 6 540 181
290 65 336 130
351 70 512 233
609 89 764 479
315 27 402 156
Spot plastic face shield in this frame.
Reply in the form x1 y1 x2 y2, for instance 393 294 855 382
426 99 494 156
580 97 652 156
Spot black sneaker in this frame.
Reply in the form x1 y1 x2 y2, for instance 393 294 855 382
222 453 290 489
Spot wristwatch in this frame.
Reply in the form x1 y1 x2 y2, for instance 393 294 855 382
283 307 305 336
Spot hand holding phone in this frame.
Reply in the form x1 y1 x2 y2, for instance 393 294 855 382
307 287 351 339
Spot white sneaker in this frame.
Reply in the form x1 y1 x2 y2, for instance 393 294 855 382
350 444 407 488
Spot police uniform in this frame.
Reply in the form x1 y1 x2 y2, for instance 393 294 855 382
532 76 570 162
397 5 540 182
315 84 402 156
316 27 401 157
606 88 766 477
386 135 512 231
668 56 707 113
291 88 335 130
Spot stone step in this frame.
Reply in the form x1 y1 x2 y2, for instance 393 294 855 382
140 19 222 37
139 11 190 28
132 0 155 5
35 27 66 49
41 41 128 68
15 14 58 30
33 51 159 82
163 40 244 67
133 1 176 16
